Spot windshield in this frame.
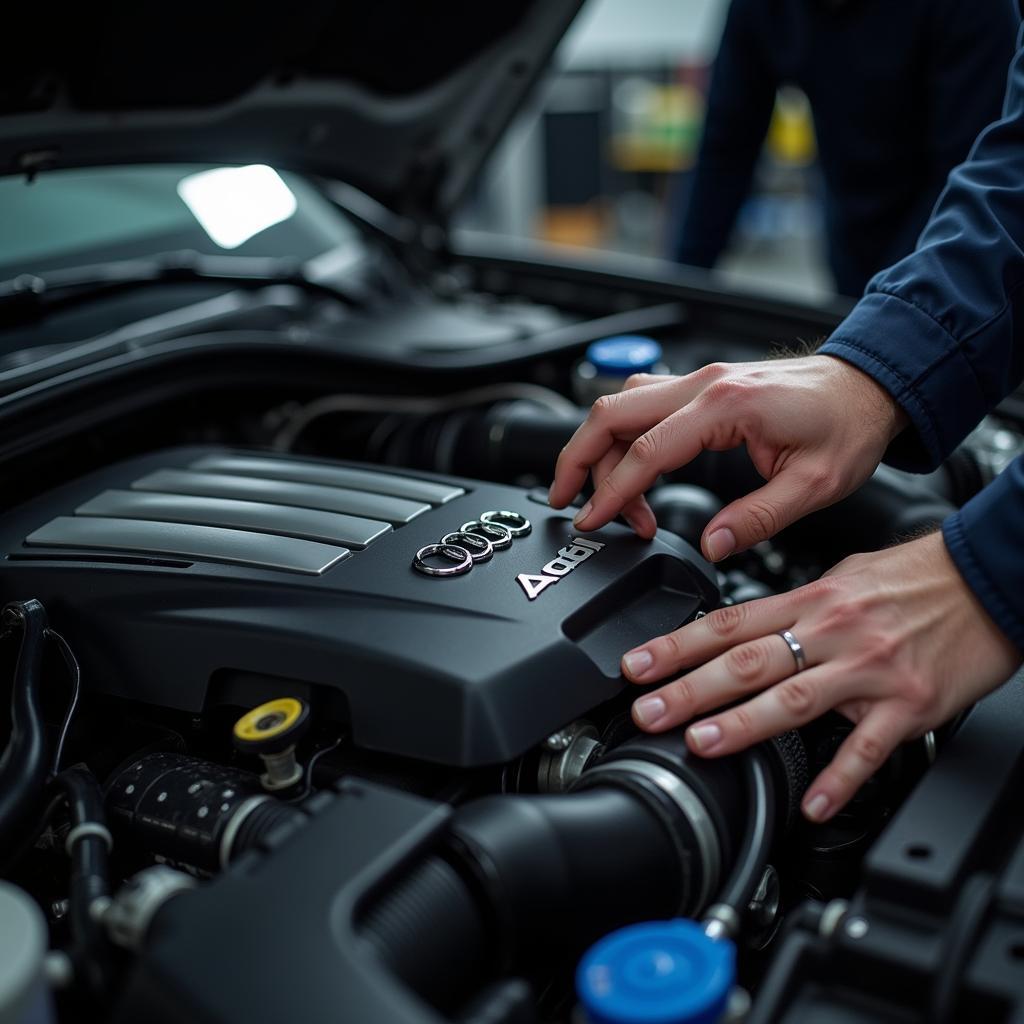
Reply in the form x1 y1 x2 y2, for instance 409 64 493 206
0 164 360 277
0 164 369 380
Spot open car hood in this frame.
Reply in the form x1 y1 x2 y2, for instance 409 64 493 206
0 1 583 224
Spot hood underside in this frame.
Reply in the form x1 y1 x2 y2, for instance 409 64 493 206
0 1 582 222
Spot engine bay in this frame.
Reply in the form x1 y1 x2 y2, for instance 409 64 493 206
2 257 1024 1024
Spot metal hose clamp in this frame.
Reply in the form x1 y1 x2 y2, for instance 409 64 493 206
582 758 721 912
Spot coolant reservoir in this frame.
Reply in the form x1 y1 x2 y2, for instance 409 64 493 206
572 335 668 407
576 919 736 1024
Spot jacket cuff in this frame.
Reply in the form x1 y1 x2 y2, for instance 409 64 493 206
942 474 1024 654
820 291 990 473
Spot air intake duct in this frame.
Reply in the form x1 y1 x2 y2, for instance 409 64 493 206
357 732 806 1010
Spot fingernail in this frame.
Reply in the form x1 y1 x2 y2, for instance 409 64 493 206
546 485 556 507
687 722 723 752
633 695 666 727
804 793 831 822
573 500 593 529
623 650 653 677
705 528 736 562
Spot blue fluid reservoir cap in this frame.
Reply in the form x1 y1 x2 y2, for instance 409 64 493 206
576 920 735 1024
585 336 663 376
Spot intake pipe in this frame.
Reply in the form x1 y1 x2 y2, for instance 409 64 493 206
357 732 806 1012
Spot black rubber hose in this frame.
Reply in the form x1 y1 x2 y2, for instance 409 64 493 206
708 748 776 931
229 799 306 860
58 765 111 995
359 785 688 1010
0 599 50 843
451 787 688 965
360 855 491 1013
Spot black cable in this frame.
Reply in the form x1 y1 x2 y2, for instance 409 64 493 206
708 748 776 928
289 736 342 802
0 600 50 844
57 766 112 996
45 628 81 776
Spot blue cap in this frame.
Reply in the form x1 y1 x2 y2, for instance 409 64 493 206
576 920 735 1024
585 336 663 377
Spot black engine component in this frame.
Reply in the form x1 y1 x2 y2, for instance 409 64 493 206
105 752 304 876
0 446 717 768
0 437 996 1024
114 730 801 1024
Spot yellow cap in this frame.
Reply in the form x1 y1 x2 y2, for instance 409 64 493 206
233 698 305 744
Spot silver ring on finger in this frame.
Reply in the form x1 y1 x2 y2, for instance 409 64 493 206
777 629 807 673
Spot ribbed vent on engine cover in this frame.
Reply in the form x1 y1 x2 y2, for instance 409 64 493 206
19 453 462 575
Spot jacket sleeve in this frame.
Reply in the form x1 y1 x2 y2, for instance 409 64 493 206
942 456 1024 651
818 23 1024 653
819 24 1024 473
671 0 777 268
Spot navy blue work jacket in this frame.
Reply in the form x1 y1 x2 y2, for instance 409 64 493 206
673 0 1019 296
820 25 1024 651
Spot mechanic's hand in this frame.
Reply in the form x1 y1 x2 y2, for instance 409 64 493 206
548 355 907 560
620 531 1022 821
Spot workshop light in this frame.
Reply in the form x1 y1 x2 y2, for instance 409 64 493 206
177 164 297 249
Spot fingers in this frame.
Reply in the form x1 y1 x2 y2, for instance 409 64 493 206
800 705 914 822
622 595 798 683
549 370 722 511
681 664 855 758
593 442 657 538
548 381 689 510
622 373 674 391
573 403 714 532
700 465 838 561
630 631 804 731
622 494 657 538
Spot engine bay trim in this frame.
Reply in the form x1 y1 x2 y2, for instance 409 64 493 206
24 516 351 575
130 468 430 525
189 454 465 506
75 489 393 549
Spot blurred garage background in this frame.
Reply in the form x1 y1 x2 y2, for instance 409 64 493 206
457 0 832 303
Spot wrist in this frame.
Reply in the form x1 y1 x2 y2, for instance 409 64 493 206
817 353 909 446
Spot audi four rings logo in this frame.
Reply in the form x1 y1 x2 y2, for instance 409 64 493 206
411 509 605 600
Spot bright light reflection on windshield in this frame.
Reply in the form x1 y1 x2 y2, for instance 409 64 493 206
176 165 297 249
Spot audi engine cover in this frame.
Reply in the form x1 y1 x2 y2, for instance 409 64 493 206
0 447 717 765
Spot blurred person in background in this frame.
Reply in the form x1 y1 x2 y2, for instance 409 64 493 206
670 0 1020 296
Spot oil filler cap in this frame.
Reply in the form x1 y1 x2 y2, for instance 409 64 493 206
576 920 735 1024
232 698 310 791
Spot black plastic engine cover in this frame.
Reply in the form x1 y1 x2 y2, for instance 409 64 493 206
0 446 717 765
